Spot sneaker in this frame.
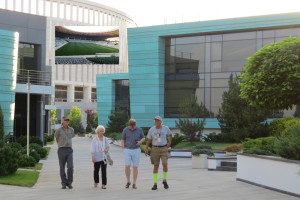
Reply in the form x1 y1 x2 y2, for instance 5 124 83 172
162 181 169 189
94 183 98 188
67 184 73 189
132 184 137 189
151 184 158 190
61 185 67 189
102 185 106 189
125 182 131 189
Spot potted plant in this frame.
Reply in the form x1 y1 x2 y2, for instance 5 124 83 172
192 145 213 169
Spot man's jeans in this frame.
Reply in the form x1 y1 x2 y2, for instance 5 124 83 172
58 147 73 186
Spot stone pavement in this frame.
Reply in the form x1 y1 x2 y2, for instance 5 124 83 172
0 137 298 200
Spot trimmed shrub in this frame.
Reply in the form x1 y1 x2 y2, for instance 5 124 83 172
243 148 274 156
204 132 225 142
274 124 300 160
194 144 212 150
17 136 43 147
29 149 41 163
171 133 185 147
30 143 48 159
44 134 54 143
0 144 19 176
242 136 276 155
269 117 300 136
192 149 213 156
224 144 243 153
175 118 205 143
18 154 36 167
85 123 93 133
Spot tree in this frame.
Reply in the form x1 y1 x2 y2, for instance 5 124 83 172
68 106 85 134
178 96 211 118
0 105 4 140
217 74 269 142
85 109 97 128
50 109 57 125
175 118 205 143
240 37 300 117
106 107 129 134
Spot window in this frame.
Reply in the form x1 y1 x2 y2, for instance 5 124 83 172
74 87 84 101
18 43 38 70
222 39 256 72
55 85 68 102
115 80 130 114
91 88 97 102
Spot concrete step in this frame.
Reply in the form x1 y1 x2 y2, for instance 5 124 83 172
216 166 237 172
221 161 237 167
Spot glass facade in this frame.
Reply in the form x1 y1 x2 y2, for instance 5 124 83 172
18 43 38 70
165 27 300 118
114 80 130 114
91 88 97 102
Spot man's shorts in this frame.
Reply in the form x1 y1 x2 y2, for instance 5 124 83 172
150 146 169 165
124 148 141 167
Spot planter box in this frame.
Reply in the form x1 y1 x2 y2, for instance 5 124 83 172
237 154 300 197
170 149 191 158
192 154 208 169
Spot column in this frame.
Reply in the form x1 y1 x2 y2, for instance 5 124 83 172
21 0 24 12
67 85 74 102
13 0 16 11
50 0 53 17
70 3 73 21
57 0 60 18
64 1 67 19
84 86 92 103
36 0 39 14
43 0 46 15
204 36 212 112
29 0 32 13
77 6 79 22
5 0 8 9
93 10 96 25
87 8 90 24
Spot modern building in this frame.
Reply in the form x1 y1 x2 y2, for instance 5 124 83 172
0 0 134 138
96 12 300 131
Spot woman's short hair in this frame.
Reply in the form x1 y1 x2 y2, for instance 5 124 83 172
95 125 105 133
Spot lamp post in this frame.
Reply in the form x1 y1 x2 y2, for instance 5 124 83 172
27 70 31 156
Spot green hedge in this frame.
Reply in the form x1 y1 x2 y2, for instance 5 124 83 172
269 117 300 136
87 56 119 64
242 136 276 155
274 124 300 160
0 142 19 176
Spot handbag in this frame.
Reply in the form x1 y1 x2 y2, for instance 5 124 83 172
105 152 113 166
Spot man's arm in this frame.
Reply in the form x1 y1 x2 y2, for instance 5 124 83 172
54 129 59 144
121 129 126 148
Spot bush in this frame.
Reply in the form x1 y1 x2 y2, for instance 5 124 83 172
175 118 205 143
29 150 41 163
274 124 300 160
44 134 54 143
17 136 43 146
18 154 36 167
85 123 93 133
69 106 85 135
106 132 122 141
269 117 300 136
242 136 276 155
171 133 185 147
0 143 19 176
243 148 274 156
224 144 243 153
194 144 212 150
106 108 129 134
204 132 225 142
192 149 213 156
30 143 48 159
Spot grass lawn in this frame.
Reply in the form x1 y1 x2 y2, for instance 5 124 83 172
0 170 40 187
21 163 43 171
174 141 236 151
55 42 119 56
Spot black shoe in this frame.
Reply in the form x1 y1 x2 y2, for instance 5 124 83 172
61 185 67 189
125 182 131 189
67 184 73 189
151 184 158 190
163 181 169 189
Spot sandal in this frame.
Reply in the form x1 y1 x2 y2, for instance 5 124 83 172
125 182 131 188
132 184 137 189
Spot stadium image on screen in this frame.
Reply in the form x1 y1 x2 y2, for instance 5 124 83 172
55 26 119 65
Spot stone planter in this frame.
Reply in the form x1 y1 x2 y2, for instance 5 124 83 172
237 154 300 197
192 154 208 169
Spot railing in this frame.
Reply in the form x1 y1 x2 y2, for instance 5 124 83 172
17 69 51 86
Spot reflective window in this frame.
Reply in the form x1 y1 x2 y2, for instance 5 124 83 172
55 85 68 102
74 87 84 101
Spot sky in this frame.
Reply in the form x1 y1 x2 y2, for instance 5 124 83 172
90 0 300 27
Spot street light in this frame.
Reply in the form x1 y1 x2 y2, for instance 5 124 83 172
27 70 30 156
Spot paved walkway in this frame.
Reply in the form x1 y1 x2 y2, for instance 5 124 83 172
0 137 298 200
